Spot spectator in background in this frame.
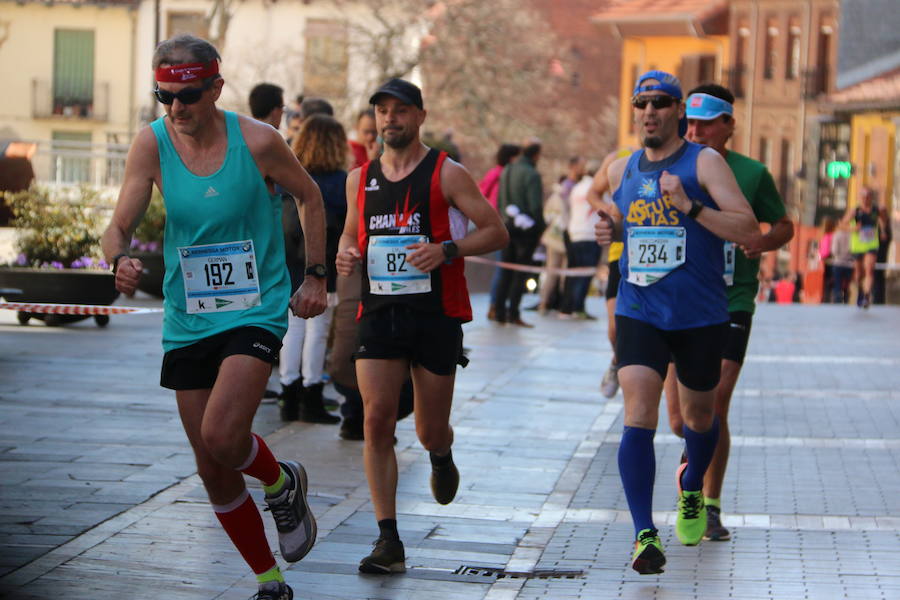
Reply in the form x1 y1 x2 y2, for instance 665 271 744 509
559 160 600 319
830 220 853 303
349 108 379 169
286 112 303 146
819 216 836 302
248 83 285 131
481 144 522 322
278 114 348 424
494 142 545 327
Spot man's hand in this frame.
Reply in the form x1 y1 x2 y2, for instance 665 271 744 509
739 238 764 259
659 170 691 213
594 211 616 246
406 242 445 273
114 257 144 296
290 277 327 318
336 246 361 277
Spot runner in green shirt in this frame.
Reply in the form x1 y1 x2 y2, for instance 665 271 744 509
663 83 794 541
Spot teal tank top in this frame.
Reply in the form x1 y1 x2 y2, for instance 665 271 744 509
151 111 289 352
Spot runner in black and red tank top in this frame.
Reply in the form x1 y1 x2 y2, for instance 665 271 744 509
336 78 508 575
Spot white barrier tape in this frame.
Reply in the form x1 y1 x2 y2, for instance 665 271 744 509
464 255 598 276
0 302 163 316
825 259 900 271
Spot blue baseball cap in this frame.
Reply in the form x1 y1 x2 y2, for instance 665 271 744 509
633 70 687 136
685 93 734 120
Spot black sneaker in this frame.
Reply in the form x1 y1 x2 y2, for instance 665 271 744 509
264 461 317 562
279 381 301 422
249 582 293 600
704 505 730 541
430 455 460 505
359 536 406 574
339 417 364 441
299 383 340 425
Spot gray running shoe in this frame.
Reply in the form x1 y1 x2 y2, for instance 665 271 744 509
600 362 619 398
359 536 406 574
264 461 316 562
249 582 293 600
704 505 731 541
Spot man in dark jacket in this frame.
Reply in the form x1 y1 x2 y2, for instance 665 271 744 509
494 142 545 326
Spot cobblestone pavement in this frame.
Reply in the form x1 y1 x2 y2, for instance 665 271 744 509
1 292 898 599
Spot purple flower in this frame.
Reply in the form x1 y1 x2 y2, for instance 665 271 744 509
97 260 109 269
130 238 140 249
50 261 65 269
16 253 27 266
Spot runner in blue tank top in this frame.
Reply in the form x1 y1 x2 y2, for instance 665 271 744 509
594 71 761 575
101 35 326 600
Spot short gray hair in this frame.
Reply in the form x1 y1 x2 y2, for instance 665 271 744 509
152 34 221 69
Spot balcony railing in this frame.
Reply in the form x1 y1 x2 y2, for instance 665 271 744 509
14 139 130 188
31 79 110 121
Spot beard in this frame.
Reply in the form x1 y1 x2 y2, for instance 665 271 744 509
383 129 415 150
643 135 663 149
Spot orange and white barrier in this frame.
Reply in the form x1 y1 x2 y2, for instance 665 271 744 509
0 302 163 315
464 255 598 276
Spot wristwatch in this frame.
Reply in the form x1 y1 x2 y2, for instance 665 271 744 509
441 240 459 260
305 264 327 279
687 198 705 219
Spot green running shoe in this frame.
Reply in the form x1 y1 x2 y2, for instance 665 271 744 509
631 528 665 574
675 462 706 546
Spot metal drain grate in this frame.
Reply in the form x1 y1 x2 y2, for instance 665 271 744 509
453 565 584 580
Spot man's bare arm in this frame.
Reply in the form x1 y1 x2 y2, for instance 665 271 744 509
101 128 158 294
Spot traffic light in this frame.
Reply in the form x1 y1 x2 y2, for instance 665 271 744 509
826 161 852 179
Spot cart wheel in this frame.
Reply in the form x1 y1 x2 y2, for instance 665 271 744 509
94 315 110 327
44 314 62 327
17 311 30 325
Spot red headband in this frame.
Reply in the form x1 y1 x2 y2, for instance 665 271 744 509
155 61 219 83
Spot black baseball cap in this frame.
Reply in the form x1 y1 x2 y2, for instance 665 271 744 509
369 78 424 110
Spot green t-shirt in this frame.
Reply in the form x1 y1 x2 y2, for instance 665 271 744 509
725 151 786 314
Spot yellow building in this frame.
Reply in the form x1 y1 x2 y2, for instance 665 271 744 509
591 0 730 150
0 0 140 185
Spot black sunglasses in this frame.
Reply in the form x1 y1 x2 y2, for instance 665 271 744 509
632 95 678 110
153 77 217 105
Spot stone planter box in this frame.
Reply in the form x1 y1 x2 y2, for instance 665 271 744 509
130 250 165 298
0 267 119 326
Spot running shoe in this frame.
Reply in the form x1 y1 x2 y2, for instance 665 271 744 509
430 455 460 505
600 362 619 398
631 528 665 575
675 462 706 546
264 461 317 562
704 504 730 541
249 582 293 600
862 293 871 309
359 536 406 574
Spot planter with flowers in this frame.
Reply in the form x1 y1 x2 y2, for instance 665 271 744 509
129 188 166 298
0 185 118 326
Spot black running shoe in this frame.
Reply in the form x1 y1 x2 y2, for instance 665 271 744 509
704 505 731 541
430 457 460 505
249 582 293 600
359 536 406 574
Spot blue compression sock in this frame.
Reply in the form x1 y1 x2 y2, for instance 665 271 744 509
681 417 720 492
618 426 656 536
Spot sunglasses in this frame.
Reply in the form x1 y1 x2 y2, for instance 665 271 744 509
632 95 678 110
153 77 217 105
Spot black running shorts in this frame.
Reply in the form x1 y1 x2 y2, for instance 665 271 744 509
722 311 753 365
160 326 282 390
354 305 468 376
615 315 728 391
605 259 621 301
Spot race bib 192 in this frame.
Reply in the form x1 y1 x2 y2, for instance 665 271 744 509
367 235 431 295
178 240 261 314
626 226 687 287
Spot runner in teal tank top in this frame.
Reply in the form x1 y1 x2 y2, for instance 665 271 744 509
101 35 327 600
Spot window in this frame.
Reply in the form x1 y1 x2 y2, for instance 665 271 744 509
760 137 772 169
815 21 833 94
786 21 801 80
779 139 793 199
764 19 778 80
731 23 750 97
53 30 94 111
167 12 208 38
303 19 348 99
51 131 92 184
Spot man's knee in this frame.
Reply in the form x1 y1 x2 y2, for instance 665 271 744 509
681 395 715 432
364 401 398 446
200 423 246 467
416 422 451 453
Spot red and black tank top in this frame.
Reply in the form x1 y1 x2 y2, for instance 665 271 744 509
356 148 472 321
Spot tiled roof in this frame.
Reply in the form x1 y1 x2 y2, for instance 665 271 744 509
592 0 728 36
827 67 900 111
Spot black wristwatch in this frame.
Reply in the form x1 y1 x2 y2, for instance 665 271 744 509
305 264 327 279
687 198 705 219
110 253 129 275
441 240 459 260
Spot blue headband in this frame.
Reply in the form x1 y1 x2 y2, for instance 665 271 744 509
685 93 734 120
633 70 683 99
